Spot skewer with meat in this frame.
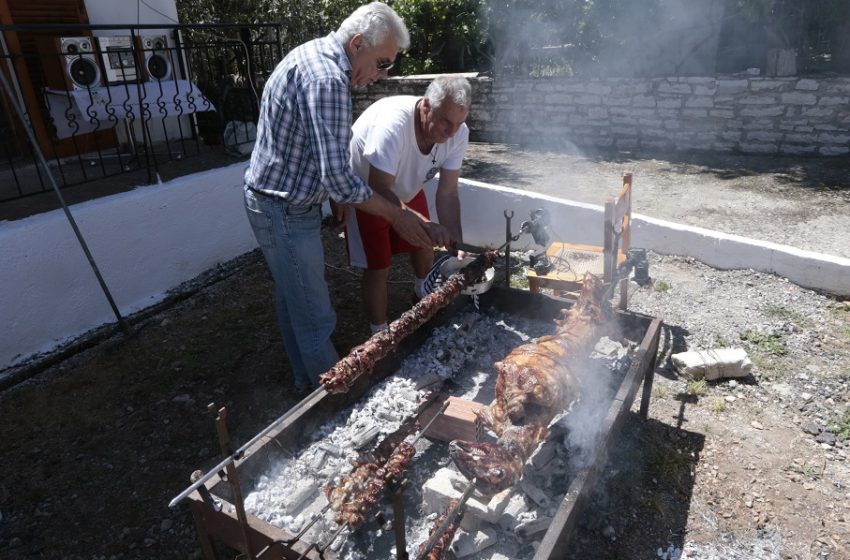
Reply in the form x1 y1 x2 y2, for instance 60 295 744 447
450 273 608 495
321 252 497 394
417 498 463 560
323 442 415 526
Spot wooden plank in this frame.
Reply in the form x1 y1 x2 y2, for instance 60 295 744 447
419 396 484 443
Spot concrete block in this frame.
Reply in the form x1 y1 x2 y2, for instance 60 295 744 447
285 478 319 512
486 488 516 520
498 492 529 531
422 468 492 523
520 479 550 508
450 528 498 558
516 516 553 539
529 440 558 470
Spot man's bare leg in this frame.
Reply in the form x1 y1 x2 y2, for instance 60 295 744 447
363 267 390 327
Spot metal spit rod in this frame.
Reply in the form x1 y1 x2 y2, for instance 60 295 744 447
169 385 327 508
413 480 477 560
295 521 350 560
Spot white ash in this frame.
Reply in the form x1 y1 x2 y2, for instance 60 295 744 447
242 302 636 560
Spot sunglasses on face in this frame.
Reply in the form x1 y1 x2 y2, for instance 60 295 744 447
376 59 394 71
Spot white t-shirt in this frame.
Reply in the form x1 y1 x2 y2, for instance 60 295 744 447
350 95 469 203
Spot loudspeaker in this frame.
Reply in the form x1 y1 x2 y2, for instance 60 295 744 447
40 36 103 90
136 35 173 82
97 36 138 84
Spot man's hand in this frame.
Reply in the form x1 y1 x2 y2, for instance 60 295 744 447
425 222 453 249
328 200 348 233
389 208 434 249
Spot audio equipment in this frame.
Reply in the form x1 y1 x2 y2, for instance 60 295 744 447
96 36 138 84
39 36 102 90
136 35 173 82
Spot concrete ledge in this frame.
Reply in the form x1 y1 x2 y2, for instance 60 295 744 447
2 168 847 371
433 178 850 297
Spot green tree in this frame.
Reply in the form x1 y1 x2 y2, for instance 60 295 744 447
391 0 488 73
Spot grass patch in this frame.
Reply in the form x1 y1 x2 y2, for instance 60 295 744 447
761 303 813 328
749 354 792 379
740 329 787 356
831 411 850 441
709 399 727 413
713 333 729 347
654 280 671 292
687 379 708 397
510 269 530 290
787 461 821 480
652 383 668 399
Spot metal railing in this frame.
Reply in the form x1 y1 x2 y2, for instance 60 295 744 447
0 23 282 206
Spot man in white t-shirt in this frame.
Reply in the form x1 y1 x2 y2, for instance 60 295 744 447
343 75 471 333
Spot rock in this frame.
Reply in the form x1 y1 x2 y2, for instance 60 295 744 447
801 421 822 435
816 432 838 446
516 516 552 539
751 421 765 430
159 518 173 532
520 479 550 508
451 528 497 558
9 537 22 548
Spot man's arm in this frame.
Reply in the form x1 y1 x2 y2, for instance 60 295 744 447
352 164 452 249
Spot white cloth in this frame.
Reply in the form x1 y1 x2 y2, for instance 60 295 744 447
349 95 469 203
43 80 215 139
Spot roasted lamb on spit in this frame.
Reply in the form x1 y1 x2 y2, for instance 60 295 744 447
450 273 609 495
324 442 416 526
321 251 497 394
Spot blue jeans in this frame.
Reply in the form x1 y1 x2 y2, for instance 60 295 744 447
243 187 339 388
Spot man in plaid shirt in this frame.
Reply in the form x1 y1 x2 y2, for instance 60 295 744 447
244 2 451 394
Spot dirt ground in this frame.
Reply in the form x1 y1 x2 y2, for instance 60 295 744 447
1 145 849 560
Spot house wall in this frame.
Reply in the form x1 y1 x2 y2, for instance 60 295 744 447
83 0 185 141
2 168 848 371
355 74 850 157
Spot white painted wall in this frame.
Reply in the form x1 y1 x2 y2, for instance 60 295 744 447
0 163 254 369
3 170 849 371
85 0 178 29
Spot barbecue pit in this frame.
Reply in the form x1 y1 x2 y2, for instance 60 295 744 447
177 286 661 559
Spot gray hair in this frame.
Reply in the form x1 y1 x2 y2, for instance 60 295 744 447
337 2 410 50
424 75 472 109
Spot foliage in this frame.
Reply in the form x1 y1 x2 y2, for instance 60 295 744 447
739 329 786 356
391 0 489 73
686 379 708 397
173 0 850 77
831 411 850 441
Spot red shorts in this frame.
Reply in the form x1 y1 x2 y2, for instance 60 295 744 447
345 190 430 270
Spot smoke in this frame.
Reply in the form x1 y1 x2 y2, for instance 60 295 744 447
552 330 634 471
483 0 727 78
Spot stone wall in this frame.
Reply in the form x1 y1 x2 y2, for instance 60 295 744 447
353 74 850 157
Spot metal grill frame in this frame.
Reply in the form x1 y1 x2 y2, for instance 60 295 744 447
184 287 662 560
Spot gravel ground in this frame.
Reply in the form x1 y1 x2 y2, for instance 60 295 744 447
1 146 849 560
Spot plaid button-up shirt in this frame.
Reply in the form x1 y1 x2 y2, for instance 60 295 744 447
244 33 373 206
